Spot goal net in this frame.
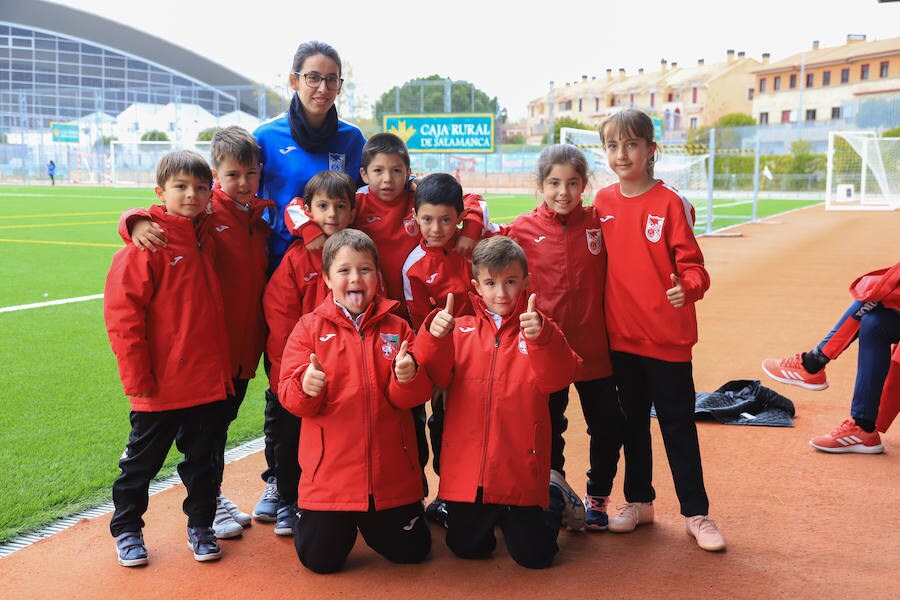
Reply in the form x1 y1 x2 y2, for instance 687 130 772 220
826 131 900 211
560 127 709 201
110 141 212 186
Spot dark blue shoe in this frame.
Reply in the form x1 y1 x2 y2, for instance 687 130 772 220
186 526 221 562
584 495 610 531
273 503 297 536
115 531 148 567
425 498 449 529
252 476 280 522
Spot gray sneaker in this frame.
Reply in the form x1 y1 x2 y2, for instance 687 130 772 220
252 476 280 522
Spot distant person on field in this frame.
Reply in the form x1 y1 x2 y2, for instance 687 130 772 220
47 160 55 185
277 229 432 574
593 108 725 552
762 262 900 454
415 236 582 569
119 126 275 539
103 150 232 567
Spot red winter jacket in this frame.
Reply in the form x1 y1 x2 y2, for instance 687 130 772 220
495 203 612 381
401 234 475 330
119 186 273 380
278 295 431 511
104 204 233 411
286 189 486 308
593 181 710 362
416 293 581 507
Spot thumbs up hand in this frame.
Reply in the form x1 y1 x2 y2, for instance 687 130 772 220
519 293 542 340
666 273 685 308
428 293 456 339
393 340 417 383
302 353 327 396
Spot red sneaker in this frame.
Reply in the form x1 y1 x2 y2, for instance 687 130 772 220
761 353 828 390
809 419 884 454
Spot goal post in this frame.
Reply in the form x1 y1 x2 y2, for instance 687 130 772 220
826 131 900 211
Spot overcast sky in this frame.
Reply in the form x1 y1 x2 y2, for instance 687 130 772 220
52 1 900 122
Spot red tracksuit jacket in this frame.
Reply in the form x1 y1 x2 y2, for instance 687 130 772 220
401 234 475 331
104 204 233 411
593 181 710 362
496 203 612 381
416 293 581 507
278 295 432 511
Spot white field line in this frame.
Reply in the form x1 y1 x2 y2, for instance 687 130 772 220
0 294 104 313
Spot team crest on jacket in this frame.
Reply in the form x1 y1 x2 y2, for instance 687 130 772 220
585 228 602 255
645 214 665 243
380 333 400 359
402 213 420 237
328 153 346 172
517 331 529 355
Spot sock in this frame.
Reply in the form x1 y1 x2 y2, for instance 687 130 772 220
854 418 876 433
801 347 829 374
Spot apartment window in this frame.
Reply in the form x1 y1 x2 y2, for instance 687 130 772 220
692 87 698 103
822 71 831 86
781 110 791 123
747 88 754 100
650 92 655 107
841 68 850 83
759 112 769 125
805 109 816 122
789 74 797 89
806 73 814 88
629 93 635 106
860 64 869 80
689 117 698 129
578 98 582 112
759 78 767 92
667 92 673 102
880 61 889 78
831 106 842 120
595 98 599 112
774 76 781 90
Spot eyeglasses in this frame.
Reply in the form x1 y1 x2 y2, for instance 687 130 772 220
292 72 343 91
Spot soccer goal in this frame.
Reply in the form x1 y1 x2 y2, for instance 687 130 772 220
826 131 900 211
110 140 212 186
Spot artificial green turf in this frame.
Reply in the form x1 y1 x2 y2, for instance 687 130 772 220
0 184 822 543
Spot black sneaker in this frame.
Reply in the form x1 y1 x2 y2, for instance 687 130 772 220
115 530 148 567
186 526 221 562
274 502 297 536
425 498 449 528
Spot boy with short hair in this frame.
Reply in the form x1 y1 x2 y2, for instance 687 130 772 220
261 170 359 535
415 236 582 569
277 229 433 574
104 150 233 566
120 126 274 538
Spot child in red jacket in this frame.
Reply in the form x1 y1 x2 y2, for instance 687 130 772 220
262 170 358 536
120 126 273 538
104 150 232 566
416 236 582 569
278 229 432 574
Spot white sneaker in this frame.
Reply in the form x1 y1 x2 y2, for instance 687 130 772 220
218 493 251 527
608 502 654 533
549 469 586 530
213 498 244 539
685 515 726 551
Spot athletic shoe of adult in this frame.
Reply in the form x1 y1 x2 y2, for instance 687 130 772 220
212 498 244 539
583 495 610 531
218 493 251 527
274 502 297 536
809 419 884 454
425 497 449 529
549 469 586 530
115 530 149 567
685 515 726 551
607 501 654 533
186 526 222 562
252 476 280 522
761 353 828 390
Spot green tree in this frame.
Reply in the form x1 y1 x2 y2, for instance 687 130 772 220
716 113 756 127
374 75 502 125
543 117 591 144
882 125 900 138
141 130 169 142
94 135 118 150
0 131 7 144
197 127 220 142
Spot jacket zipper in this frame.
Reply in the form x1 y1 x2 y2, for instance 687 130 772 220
477 332 500 487
359 329 374 498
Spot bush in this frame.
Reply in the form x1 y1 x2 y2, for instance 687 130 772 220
140 130 169 142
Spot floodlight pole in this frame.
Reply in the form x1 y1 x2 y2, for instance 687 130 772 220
705 128 716 234
751 134 761 221
547 81 555 144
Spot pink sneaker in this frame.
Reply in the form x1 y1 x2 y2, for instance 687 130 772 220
761 353 828 390
809 419 884 454
685 515 726 551
607 502 654 533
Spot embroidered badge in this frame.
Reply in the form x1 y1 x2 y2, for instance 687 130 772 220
645 214 665 243
328 153 346 171
403 213 420 237
380 333 400 360
585 228 602 255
